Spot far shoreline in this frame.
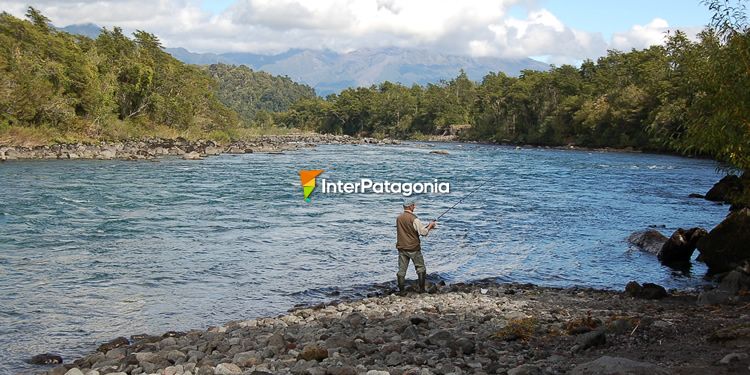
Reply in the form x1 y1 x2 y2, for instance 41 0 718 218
0 132 722 164
0 134 400 162
420 136 719 162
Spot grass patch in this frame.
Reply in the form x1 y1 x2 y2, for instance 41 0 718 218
566 313 601 335
0 124 71 147
0 121 304 147
494 317 537 341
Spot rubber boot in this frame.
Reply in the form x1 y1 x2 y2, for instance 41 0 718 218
417 272 426 293
397 275 406 295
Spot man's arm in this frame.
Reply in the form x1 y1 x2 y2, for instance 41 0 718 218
413 218 437 236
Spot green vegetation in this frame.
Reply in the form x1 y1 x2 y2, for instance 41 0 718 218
205 63 316 126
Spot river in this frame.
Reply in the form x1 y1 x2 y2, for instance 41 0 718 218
0 142 728 374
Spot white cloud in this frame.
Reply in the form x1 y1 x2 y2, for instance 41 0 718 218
1 0 704 64
491 9 608 63
612 18 670 51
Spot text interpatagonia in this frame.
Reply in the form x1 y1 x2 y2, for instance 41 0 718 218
320 178 450 197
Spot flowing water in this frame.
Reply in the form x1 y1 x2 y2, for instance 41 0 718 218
0 142 728 374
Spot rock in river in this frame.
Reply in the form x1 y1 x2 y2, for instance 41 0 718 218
27 353 63 365
97 337 129 352
697 208 750 273
627 229 667 255
657 227 707 265
705 174 743 203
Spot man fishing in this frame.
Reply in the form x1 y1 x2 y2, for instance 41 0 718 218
396 199 437 294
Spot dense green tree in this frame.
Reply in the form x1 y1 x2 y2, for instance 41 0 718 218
206 64 316 126
678 0 750 169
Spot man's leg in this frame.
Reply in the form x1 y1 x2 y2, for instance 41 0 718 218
396 250 410 294
411 250 427 293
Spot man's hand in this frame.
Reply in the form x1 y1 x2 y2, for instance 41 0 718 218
428 220 437 230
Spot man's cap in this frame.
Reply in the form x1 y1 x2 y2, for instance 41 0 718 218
402 198 417 207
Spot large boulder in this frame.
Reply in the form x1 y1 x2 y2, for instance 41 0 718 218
705 174 743 203
705 173 750 210
697 208 750 273
627 229 667 255
718 267 750 294
657 227 707 264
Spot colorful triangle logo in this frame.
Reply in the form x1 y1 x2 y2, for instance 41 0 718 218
299 169 324 202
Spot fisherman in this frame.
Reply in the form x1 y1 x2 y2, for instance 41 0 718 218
396 199 437 294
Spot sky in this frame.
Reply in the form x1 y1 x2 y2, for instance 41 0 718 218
3 0 715 64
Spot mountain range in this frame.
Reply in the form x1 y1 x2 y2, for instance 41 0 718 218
61 23 549 96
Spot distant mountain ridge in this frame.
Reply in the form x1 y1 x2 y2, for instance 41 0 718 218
60 23 550 96
167 47 550 95
59 23 102 39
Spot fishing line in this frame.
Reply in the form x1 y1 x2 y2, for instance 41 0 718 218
434 167 499 221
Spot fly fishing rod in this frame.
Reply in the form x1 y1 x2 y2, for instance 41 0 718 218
434 173 496 221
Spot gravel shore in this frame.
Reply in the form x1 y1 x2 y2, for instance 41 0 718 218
0 134 399 161
37 281 750 375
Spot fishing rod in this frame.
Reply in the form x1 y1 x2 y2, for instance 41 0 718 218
434 173 496 221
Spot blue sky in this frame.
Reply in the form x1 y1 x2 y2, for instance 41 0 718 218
201 0 236 14
537 0 712 39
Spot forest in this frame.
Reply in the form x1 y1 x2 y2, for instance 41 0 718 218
0 3 749 170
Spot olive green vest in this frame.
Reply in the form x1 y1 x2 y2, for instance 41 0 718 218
396 211 420 251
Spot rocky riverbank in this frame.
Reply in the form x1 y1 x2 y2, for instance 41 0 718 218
37 281 750 375
0 134 399 161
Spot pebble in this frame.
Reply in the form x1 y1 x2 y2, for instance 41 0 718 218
300 344 328 361
507 364 542 375
574 329 606 351
719 352 749 364
214 363 242 375
571 356 668 375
